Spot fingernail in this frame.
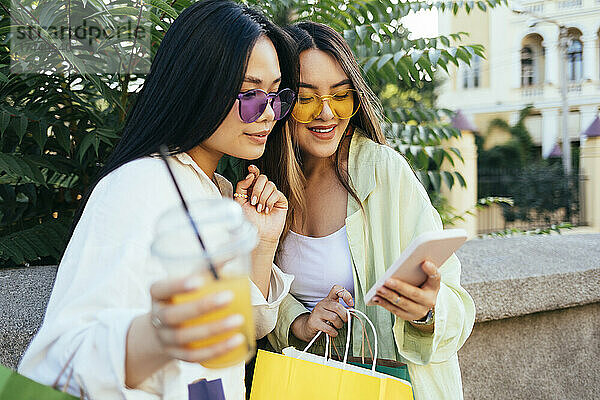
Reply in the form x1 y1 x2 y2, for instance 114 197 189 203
227 333 245 348
246 174 253 180
224 314 244 329
214 290 234 305
257 204 262 213
251 196 257 205
349 299 354 306
265 207 269 214
184 276 205 290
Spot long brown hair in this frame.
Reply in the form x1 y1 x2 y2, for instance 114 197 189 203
269 21 387 239
254 116 305 242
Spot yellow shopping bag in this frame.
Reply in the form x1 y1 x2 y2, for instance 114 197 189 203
250 309 413 400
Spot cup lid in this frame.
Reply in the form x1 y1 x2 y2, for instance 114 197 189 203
151 198 258 262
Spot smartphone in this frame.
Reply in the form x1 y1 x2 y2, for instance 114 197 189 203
365 229 467 305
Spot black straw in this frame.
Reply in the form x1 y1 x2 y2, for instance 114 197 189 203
158 145 219 280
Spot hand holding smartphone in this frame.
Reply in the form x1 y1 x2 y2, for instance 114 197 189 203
365 229 467 305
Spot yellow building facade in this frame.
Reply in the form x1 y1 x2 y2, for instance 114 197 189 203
437 0 600 156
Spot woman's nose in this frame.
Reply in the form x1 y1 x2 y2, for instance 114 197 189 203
317 99 335 121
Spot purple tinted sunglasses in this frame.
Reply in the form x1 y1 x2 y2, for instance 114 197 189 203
237 88 296 123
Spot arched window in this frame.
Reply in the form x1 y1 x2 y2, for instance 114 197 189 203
521 46 535 86
567 39 582 81
462 55 481 89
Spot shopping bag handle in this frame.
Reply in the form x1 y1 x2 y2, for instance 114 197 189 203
302 308 379 373
343 309 378 373
303 330 332 360
51 342 86 399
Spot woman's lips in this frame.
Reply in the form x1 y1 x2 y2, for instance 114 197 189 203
244 131 269 145
308 124 337 140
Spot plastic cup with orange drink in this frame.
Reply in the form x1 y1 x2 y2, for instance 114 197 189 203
151 198 257 369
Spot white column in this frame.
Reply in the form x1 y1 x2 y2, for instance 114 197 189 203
580 136 600 230
581 33 598 81
512 46 522 89
542 108 560 158
545 39 559 85
441 131 478 238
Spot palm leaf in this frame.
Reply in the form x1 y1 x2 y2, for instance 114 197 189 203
0 154 47 185
0 219 70 266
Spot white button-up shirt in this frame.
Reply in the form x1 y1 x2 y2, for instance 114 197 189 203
18 153 293 400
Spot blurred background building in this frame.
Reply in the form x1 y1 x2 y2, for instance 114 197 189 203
437 0 599 158
434 0 600 236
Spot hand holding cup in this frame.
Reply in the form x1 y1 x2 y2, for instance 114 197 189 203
149 276 246 364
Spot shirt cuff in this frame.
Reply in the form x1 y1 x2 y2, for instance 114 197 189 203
250 263 294 339
393 282 458 365
393 315 435 365
250 263 294 307
267 294 310 352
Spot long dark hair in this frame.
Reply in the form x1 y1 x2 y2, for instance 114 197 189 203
69 0 298 238
278 21 386 232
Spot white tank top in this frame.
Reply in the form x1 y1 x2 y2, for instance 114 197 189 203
277 225 354 311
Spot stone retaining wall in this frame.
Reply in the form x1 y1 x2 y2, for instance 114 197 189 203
456 234 600 400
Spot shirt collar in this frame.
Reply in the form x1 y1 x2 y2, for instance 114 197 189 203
347 130 376 202
171 152 223 195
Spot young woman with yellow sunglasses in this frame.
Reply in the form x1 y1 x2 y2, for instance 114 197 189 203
261 22 476 400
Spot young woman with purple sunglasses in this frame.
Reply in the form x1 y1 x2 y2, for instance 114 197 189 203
19 1 300 398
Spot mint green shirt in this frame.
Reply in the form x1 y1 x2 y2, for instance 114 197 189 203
268 132 476 400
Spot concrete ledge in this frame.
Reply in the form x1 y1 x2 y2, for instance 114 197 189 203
456 234 600 322
463 269 600 322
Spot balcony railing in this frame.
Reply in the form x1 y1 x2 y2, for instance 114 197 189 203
521 85 544 97
523 3 544 13
568 83 582 93
558 0 582 8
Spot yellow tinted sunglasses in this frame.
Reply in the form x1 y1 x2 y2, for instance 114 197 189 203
291 89 361 124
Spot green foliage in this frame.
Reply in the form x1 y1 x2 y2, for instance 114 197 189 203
476 106 578 231
0 219 69 265
0 0 139 266
477 105 538 171
478 140 525 170
480 222 573 238
501 162 575 223
433 192 513 228
0 70 124 266
1 0 505 266
479 160 578 233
